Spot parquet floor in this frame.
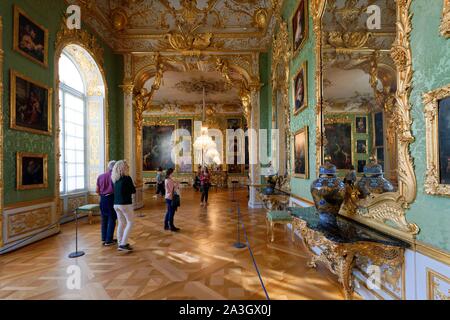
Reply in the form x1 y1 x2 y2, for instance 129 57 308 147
0 188 346 300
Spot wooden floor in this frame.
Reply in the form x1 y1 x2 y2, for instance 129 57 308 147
0 188 346 300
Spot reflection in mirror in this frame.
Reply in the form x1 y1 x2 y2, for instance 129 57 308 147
321 0 398 197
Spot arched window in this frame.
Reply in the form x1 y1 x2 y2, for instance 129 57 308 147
58 45 106 205
59 53 87 194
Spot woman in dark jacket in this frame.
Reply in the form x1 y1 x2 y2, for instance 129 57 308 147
112 160 136 252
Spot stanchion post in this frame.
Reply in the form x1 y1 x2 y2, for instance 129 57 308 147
69 209 85 258
233 204 246 249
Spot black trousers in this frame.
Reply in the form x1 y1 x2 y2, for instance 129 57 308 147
201 185 210 203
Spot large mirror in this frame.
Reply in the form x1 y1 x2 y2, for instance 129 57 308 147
315 0 419 239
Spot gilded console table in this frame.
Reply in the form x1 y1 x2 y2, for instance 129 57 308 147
289 207 408 300
257 187 290 210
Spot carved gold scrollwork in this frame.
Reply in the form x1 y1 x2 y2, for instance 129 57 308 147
423 84 450 196
441 0 450 38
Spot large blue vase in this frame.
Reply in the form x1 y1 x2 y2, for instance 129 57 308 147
310 161 346 215
357 160 394 198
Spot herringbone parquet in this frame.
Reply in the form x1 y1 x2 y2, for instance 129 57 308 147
0 188 345 300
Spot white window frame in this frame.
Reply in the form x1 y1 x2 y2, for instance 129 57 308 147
59 53 88 196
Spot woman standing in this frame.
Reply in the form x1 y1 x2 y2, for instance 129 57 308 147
200 167 211 207
164 168 180 231
112 160 136 252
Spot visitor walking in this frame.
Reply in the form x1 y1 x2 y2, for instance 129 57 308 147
200 167 211 207
96 160 117 246
164 168 180 232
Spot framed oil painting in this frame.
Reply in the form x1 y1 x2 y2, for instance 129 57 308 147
176 119 193 173
13 5 48 67
143 125 175 171
293 127 309 179
16 152 48 190
293 62 308 115
357 140 368 154
10 70 52 135
438 96 450 185
291 0 308 56
325 123 353 170
355 116 368 134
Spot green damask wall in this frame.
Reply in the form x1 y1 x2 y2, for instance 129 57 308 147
1 0 123 205
284 0 317 201
408 1 450 251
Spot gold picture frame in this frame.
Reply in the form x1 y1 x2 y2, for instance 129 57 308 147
441 0 450 38
423 84 450 196
291 0 309 58
292 61 308 115
13 5 49 68
16 152 48 190
10 69 53 135
293 126 309 179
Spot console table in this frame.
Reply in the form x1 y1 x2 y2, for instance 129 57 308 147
257 188 290 210
288 206 409 300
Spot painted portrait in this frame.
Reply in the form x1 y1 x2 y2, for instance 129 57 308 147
10 70 52 135
438 96 450 184
357 140 367 154
325 123 353 170
356 116 368 134
294 127 309 178
292 0 308 54
293 62 307 114
13 6 48 67
143 125 175 171
16 152 48 190
177 119 193 173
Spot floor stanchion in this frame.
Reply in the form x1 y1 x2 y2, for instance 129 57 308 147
68 210 85 258
233 204 246 249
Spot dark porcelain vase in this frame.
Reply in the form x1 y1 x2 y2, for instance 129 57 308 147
310 162 346 215
357 160 394 198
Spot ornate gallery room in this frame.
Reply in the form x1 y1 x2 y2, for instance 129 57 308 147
0 0 449 305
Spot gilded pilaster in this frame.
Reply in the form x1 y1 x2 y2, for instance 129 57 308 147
121 83 135 181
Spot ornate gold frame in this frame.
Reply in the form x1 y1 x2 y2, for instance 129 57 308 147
226 117 245 175
427 268 450 300
10 69 53 136
293 126 309 179
142 121 176 173
355 115 368 134
16 152 48 190
312 0 419 240
291 0 309 59
423 84 450 196
356 139 368 155
13 5 49 68
292 61 308 115
441 0 450 38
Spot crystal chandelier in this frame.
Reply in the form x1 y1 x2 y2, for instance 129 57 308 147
193 86 221 166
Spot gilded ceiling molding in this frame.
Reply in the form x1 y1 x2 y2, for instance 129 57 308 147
314 0 419 240
0 16 4 248
441 0 450 38
423 84 450 196
271 21 291 189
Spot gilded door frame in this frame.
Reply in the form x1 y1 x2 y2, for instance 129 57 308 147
312 0 419 240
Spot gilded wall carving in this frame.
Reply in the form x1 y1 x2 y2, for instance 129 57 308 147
427 269 450 300
441 0 450 38
7 207 52 239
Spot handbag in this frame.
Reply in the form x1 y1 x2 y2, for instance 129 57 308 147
172 193 181 210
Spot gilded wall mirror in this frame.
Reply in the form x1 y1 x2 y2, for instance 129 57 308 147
315 0 419 240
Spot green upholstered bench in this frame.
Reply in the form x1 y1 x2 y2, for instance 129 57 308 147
76 204 100 225
266 210 294 242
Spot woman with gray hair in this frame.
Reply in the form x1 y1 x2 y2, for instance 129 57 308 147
96 160 117 246
112 160 136 252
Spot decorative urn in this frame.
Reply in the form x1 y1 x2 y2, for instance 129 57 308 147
310 159 346 216
356 157 394 198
